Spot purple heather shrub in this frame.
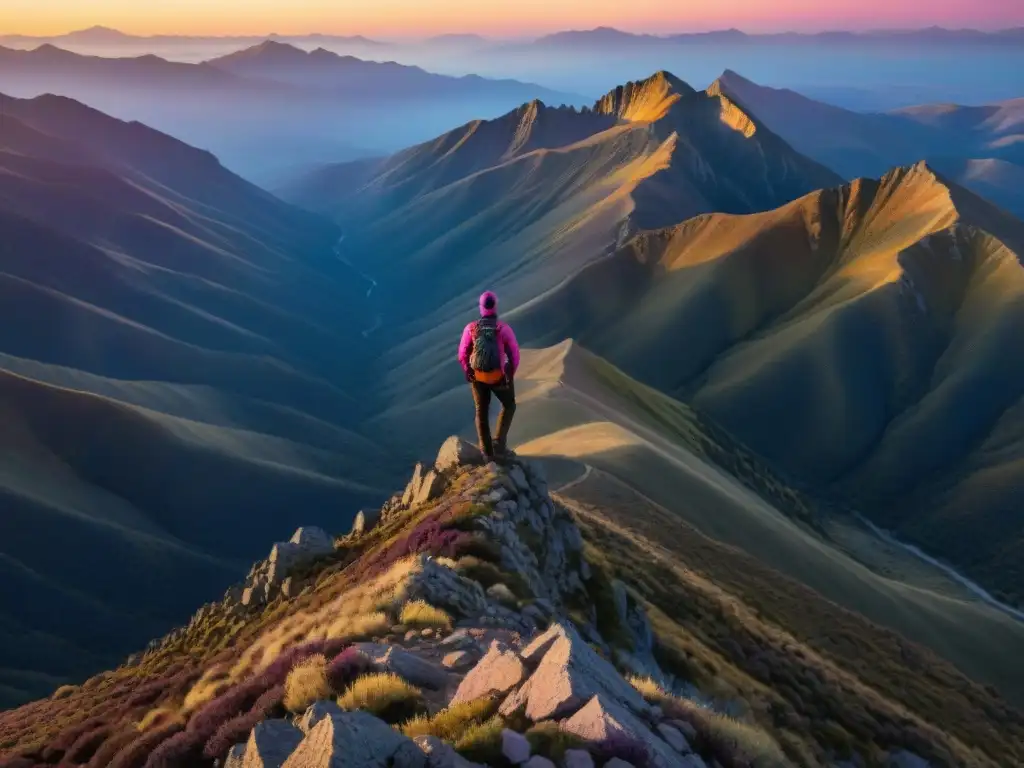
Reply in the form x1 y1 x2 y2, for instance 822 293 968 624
202 684 285 761
326 648 376 692
108 723 184 768
41 716 105 762
85 727 141 768
0 757 34 768
63 724 113 764
141 727 206 768
591 731 651 767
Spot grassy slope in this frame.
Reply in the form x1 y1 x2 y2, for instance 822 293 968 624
508 341 1024 706
505 163 1024 606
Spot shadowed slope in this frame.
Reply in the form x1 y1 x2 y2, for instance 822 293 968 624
0 93 395 706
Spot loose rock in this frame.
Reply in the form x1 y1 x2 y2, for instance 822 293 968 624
501 728 532 764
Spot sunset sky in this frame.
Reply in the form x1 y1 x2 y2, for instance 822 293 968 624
2 0 1022 38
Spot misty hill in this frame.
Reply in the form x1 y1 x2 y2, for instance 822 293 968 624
522 25 1024 49
713 70 1024 218
205 40 583 102
1 438 1022 766
0 91 400 707
0 44 584 185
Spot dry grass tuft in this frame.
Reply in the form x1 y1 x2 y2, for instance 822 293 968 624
336 672 425 723
283 654 331 714
399 600 453 631
327 611 391 643
629 676 788 767
136 706 184 732
453 715 506 764
401 696 500 742
51 685 78 700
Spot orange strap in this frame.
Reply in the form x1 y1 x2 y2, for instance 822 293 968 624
474 369 504 384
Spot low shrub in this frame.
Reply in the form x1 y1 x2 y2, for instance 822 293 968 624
524 721 587 762
399 600 453 631
401 696 500 742
64 724 112 763
86 726 140 768
51 685 78 700
283 654 331 714
336 673 425 723
453 715 506 765
140 727 205 768
108 722 184 768
203 684 284 760
629 677 787 768
326 648 376 693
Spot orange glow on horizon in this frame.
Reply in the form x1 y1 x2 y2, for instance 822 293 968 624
1 0 1021 39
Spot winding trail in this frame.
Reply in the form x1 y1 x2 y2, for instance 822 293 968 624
333 234 382 338
853 513 1024 625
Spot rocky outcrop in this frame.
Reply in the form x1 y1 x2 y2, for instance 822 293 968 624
237 527 336 608
282 708 426 768
450 640 527 705
500 623 650 721
560 695 694 768
352 643 448 690
225 718 304 768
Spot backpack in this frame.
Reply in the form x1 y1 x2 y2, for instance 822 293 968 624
470 317 502 373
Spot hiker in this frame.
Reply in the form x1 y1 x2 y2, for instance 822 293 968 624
458 290 520 459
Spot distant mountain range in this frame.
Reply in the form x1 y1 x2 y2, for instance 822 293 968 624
3 24 1022 48
712 70 1024 218
0 41 586 183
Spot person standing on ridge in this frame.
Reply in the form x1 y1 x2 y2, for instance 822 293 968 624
458 290 520 459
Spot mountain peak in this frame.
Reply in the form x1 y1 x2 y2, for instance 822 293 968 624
594 70 695 122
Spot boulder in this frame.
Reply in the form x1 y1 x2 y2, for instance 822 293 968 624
559 695 687 768
414 735 485 768
354 643 448 690
656 724 691 754
435 436 485 473
501 728 532 764
224 743 246 768
414 469 446 506
508 466 531 493
603 760 636 768
282 710 426 768
297 700 344 735
887 752 931 768
442 651 474 670
562 749 595 768
290 527 334 553
450 640 527 706
667 720 698 745
351 509 381 536
240 718 304 768
487 583 518 606
500 624 649 721
403 463 426 506
522 757 556 768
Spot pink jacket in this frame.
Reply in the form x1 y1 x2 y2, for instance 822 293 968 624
458 316 520 375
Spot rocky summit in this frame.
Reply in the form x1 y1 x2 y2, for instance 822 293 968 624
0 437 942 767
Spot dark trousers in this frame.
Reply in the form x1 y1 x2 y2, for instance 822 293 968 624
471 379 516 457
